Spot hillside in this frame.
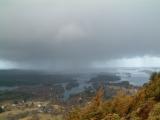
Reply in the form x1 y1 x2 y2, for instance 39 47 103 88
67 72 160 120
1 72 160 120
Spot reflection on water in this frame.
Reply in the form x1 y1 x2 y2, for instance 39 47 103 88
63 68 160 100
63 75 92 100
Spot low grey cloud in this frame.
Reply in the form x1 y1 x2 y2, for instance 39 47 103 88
0 0 160 71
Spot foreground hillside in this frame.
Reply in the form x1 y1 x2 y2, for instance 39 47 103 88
1 72 160 120
67 72 160 120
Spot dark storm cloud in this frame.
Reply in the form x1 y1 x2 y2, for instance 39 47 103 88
0 0 160 71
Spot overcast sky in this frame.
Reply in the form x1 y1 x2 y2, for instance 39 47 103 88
0 0 160 71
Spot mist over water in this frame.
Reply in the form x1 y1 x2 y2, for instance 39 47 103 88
0 0 160 101
0 0 160 72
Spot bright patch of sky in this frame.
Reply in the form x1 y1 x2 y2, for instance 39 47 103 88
0 60 17 69
93 56 160 68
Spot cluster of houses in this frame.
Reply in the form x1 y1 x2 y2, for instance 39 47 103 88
0 100 64 115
